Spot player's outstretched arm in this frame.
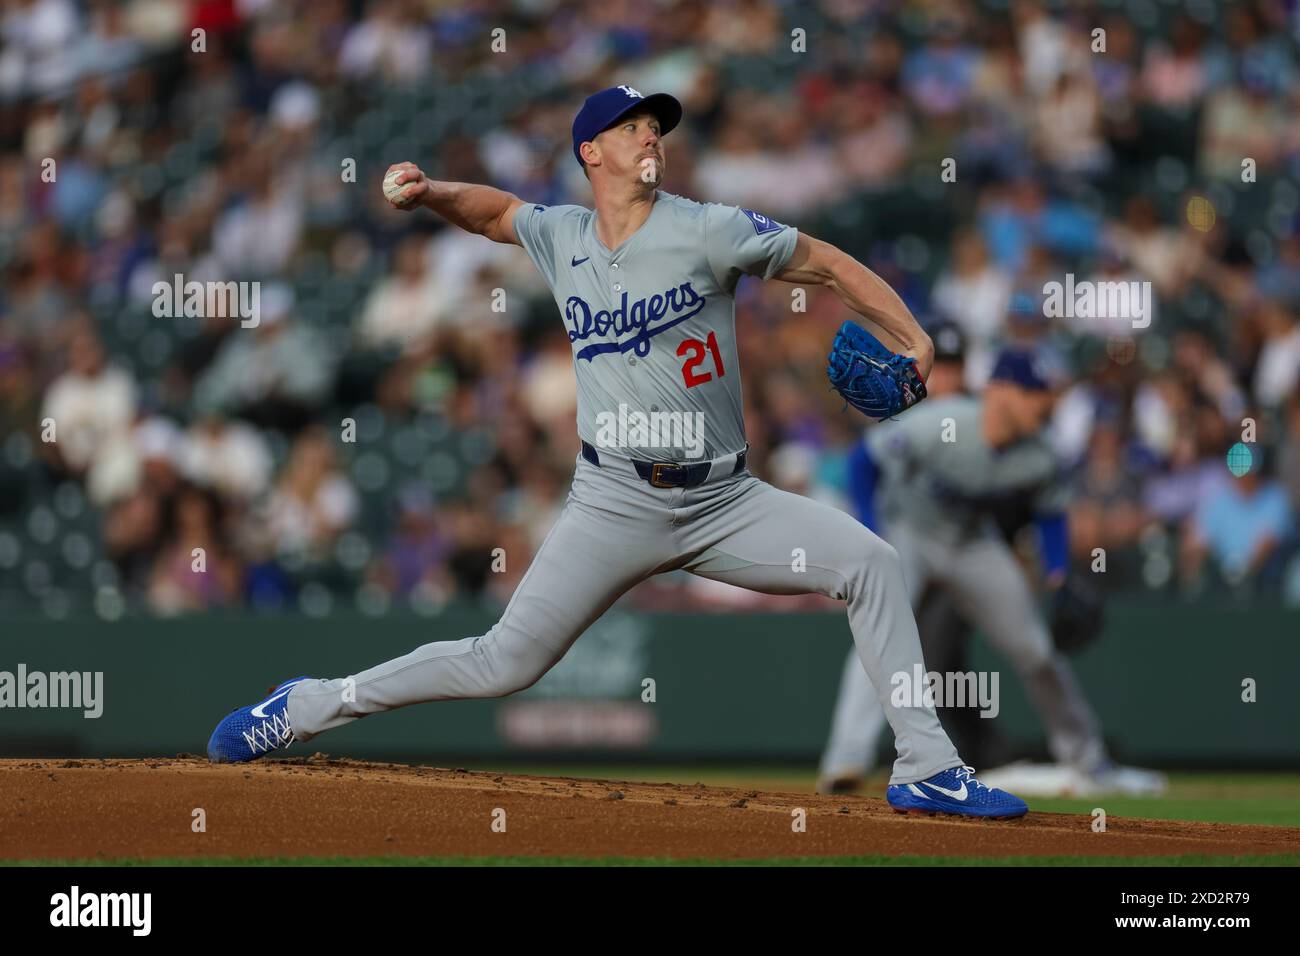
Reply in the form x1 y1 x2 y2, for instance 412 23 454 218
775 233 934 380
383 162 525 245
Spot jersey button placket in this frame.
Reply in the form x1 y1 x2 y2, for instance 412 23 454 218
618 263 629 362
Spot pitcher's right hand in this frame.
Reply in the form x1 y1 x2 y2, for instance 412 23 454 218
383 162 429 210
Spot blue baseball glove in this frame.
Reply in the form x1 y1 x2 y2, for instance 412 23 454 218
827 320 928 420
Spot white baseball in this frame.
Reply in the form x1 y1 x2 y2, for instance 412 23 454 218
383 168 416 206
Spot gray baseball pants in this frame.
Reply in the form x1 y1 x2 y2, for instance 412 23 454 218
287 451 962 784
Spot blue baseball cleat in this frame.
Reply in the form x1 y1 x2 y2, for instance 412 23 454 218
207 677 313 764
887 765 1028 819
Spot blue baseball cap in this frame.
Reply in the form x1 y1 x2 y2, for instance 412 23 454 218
571 85 682 168
988 346 1067 392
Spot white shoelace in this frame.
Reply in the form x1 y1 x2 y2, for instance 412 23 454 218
241 712 295 754
953 765 987 790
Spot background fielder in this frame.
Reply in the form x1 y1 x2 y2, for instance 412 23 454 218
823 322 1019 783
818 341 1165 796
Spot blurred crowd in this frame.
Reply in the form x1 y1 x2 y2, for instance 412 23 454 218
2 0 1300 617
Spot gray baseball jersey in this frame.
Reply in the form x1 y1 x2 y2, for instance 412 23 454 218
512 192 797 461
869 394 1070 544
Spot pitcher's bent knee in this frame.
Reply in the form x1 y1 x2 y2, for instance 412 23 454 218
821 528 903 602
472 626 566 697
850 530 902 580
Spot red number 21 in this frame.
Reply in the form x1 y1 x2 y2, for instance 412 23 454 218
677 332 726 388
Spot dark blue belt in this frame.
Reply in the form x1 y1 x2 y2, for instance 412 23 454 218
581 441 747 489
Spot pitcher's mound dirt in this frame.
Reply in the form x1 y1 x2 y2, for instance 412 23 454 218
2 758 1296 862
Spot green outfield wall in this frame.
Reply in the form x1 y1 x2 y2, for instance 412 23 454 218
1 599 1295 766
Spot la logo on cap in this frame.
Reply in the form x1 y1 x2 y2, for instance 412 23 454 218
618 85 643 98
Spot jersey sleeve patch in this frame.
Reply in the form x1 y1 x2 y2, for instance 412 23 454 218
740 208 783 235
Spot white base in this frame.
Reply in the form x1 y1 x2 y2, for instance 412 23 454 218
977 761 1169 797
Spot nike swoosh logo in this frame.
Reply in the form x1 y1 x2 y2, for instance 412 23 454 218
921 780 969 801
250 686 295 719
571 256 589 267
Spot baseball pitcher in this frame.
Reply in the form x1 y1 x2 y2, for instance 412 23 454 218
207 85 1028 819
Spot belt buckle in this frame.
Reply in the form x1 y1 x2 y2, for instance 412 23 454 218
649 462 677 488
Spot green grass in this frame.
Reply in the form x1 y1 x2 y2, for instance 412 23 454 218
1007 795 1300 826
5 854 1300 867
2 858 1300 868
458 766 1300 828
1024 772 1300 827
